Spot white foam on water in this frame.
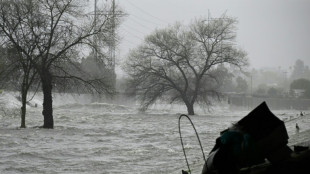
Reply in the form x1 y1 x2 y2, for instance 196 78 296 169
0 91 310 173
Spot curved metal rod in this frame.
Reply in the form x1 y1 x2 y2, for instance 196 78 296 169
178 114 206 173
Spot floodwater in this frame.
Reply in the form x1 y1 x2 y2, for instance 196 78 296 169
0 95 310 174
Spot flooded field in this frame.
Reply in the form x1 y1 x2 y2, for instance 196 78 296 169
1 92 309 173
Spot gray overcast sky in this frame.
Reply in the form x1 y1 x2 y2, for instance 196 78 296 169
116 0 310 70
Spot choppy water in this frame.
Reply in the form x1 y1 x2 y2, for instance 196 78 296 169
1 102 309 174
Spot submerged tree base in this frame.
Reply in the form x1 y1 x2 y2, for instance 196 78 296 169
32 125 53 129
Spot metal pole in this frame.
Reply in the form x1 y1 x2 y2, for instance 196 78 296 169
251 74 253 96
112 0 115 71
94 0 97 59
251 74 253 109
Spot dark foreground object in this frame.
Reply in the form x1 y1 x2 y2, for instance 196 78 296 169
203 147 310 174
202 102 310 174
239 148 310 174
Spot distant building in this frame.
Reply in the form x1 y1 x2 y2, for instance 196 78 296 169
292 89 306 98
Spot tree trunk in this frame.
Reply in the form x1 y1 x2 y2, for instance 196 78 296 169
20 74 29 128
20 87 27 128
185 102 195 115
41 70 54 128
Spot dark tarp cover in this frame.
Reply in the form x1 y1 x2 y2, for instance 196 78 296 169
237 101 285 141
203 102 292 174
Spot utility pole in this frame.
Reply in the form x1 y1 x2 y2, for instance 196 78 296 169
94 0 98 59
93 0 116 75
93 0 115 69
92 0 127 88
283 71 288 92
110 0 115 73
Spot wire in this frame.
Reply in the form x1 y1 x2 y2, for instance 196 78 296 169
126 16 155 31
120 37 141 47
178 114 206 174
126 0 169 24
119 26 145 41
130 13 163 26
121 23 149 36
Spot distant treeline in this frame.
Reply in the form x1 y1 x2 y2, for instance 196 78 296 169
229 96 310 110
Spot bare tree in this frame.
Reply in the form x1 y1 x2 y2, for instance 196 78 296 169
0 0 121 128
124 15 248 115
0 46 39 128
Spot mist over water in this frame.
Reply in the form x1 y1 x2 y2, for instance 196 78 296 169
0 93 309 173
